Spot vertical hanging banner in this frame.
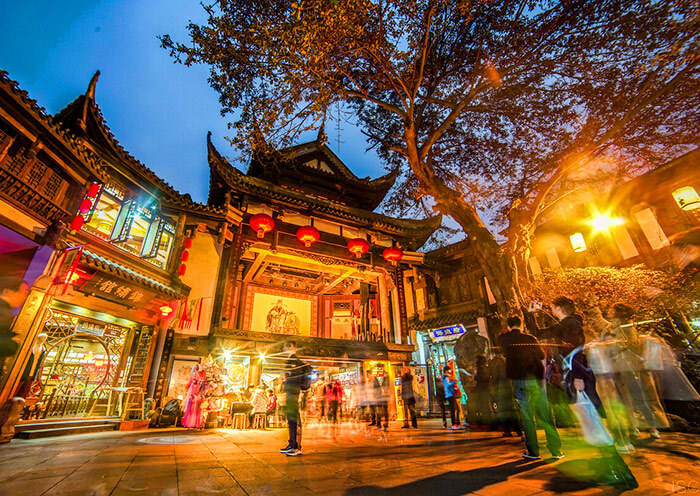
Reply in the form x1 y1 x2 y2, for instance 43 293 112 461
394 265 409 340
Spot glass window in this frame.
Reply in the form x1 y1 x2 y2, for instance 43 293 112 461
141 220 174 269
634 208 670 250
117 205 153 257
84 192 122 240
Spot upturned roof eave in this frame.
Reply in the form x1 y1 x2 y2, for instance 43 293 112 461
207 136 441 243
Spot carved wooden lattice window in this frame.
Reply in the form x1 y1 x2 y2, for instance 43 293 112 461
44 172 63 198
26 159 47 190
6 147 29 176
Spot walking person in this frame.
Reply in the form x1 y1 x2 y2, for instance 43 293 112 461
489 351 522 438
499 316 563 460
372 372 389 430
279 341 307 456
365 370 377 426
401 366 418 428
328 379 343 423
434 375 448 429
441 366 465 430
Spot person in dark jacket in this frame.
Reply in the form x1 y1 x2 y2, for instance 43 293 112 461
471 354 494 427
0 277 28 380
434 375 447 429
279 341 305 456
499 316 562 460
400 366 418 428
489 351 522 437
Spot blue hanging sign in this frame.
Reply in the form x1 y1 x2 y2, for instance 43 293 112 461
429 324 466 343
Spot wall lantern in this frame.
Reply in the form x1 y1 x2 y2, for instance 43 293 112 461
569 232 587 253
180 250 190 262
159 305 174 317
87 183 101 198
250 213 275 238
296 225 320 247
70 214 85 231
672 186 700 211
178 264 187 276
79 198 93 213
382 246 404 265
347 238 370 258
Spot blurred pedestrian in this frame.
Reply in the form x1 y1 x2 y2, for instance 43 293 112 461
401 366 418 428
328 379 343 423
434 375 447 429
499 315 563 460
441 365 465 430
489 350 522 438
279 341 307 456
0 277 28 378
365 370 377 426
472 354 494 427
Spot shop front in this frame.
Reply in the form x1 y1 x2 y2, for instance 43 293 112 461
17 246 188 420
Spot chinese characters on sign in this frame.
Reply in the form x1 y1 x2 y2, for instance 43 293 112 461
429 324 467 343
80 274 154 308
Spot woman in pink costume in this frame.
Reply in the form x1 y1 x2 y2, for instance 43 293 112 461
182 364 207 429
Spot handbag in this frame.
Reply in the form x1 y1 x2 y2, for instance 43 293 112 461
570 391 613 446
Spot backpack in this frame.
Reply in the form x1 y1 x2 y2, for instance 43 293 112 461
299 362 313 390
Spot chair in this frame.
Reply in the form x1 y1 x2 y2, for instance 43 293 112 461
252 413 266 429
121 388 145 421
232 413 248 429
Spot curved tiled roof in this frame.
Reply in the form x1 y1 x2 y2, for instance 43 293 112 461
81 249 188 299
207 135 442 249
53 71 222 218
0 70 107 181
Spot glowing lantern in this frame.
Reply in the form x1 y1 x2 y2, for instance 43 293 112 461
250 213 275 238
83 352 94 362
79 199 93 213
296 225 320 248
347 238 370 258
70 215 85 230
160 305 174 317
68 272 81 284
672 187 700 211
87 183 101 198
178 264 187 276
183 237 193 249
569 233 587 253
94 359 104 367
382 246 403 265
180 250 189 262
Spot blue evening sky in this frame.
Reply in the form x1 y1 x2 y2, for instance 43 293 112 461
0 0 382 205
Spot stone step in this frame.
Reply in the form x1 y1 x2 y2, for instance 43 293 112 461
16 423 120 439
14 418 121 434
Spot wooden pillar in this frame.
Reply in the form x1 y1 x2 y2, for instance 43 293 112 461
377 272 392 343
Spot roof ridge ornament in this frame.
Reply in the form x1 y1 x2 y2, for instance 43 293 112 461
78 70 100 132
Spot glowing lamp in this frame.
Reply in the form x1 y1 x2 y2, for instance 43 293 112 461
83 352 94 362
382 246 404 265
70 215 85 230
590 213 625 233
94 359 104 367
87 183 101 198
178 263 187 276
672 187 700 211
183 237 193 249
296 225 320 247
180 250 189 262
347 238 370 258
68 272 81 284
160 305 174 317
569 233 587 253
79 199 93 213
250 213 275 238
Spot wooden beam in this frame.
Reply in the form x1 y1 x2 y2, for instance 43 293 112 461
321 269 355 295
243 252 268 282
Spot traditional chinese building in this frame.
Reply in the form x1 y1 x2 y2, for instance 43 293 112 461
0 70 231 430
163 133 440 418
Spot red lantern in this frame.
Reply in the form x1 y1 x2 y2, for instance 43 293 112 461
178 264 187 276
183 237 193 249
180 250 189 262
382 246 403 265
79 198 92 213
250 213 275 238
347 238 370 258
296 225 320 248
70 215 85 231
87 183 101 198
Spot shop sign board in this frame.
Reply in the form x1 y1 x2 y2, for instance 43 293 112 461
429 324 466 343
80 273 157 309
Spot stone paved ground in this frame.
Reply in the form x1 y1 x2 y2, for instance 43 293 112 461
0 420 698 496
